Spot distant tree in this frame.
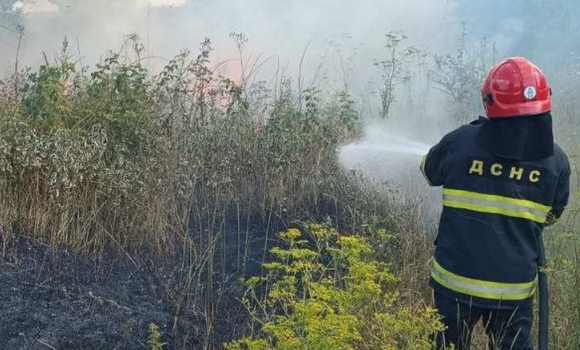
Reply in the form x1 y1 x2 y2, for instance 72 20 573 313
373 31 425 122
429 28 497 125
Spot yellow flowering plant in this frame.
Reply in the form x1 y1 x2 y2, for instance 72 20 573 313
224 223 443 350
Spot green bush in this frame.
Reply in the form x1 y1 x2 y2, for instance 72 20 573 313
0 37 366 259
0 44 173 256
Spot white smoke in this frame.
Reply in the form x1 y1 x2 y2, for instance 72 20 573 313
1 0 461 81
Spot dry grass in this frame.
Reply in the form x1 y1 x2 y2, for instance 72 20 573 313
0 35 578 349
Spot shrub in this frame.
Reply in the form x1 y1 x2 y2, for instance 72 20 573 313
0 40 173 257
224 224 443 350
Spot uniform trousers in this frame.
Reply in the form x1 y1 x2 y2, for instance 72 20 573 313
434 291 534 350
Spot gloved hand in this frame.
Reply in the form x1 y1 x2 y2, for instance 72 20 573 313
544 212 559 227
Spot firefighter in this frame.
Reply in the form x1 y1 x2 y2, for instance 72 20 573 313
420 57 570 349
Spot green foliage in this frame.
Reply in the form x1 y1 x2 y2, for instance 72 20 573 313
0 34 366 260
21 61 75 122
543 218 580 349
0 37 171 256
224 224 443 350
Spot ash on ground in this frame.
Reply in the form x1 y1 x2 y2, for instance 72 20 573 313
0 232 267 350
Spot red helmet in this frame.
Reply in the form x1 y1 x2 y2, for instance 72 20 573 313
481 57 551 118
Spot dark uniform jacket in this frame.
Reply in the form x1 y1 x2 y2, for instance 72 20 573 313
421 117 570 308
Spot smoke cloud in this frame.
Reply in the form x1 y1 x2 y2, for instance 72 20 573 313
1 0 460 82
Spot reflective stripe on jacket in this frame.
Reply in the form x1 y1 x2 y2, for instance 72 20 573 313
442 188 551 224
431 258 536 301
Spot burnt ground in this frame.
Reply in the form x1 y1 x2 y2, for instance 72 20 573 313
0 230 274 350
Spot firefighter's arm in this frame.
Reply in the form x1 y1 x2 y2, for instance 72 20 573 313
545 156 571 227
420 136 449 187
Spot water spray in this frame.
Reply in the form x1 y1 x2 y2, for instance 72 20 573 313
337 127 432 183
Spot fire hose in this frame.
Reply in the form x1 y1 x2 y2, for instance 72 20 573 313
536 232 548 350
